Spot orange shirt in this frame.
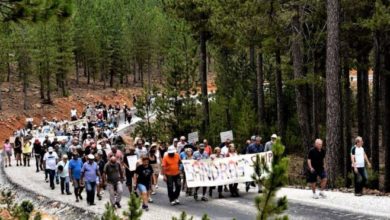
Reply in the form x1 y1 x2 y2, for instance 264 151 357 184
162 153 180 176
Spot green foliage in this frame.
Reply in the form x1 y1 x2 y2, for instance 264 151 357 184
0 189 36 220
100 202 121 220
252 138 289 220
123 192 143 220
172 212 194 220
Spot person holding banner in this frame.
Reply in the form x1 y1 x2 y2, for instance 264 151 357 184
180 147 193 196
162 146 181 206
226 144 240 197
209 147 225 199
192 144 209 201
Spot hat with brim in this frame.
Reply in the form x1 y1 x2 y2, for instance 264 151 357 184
87 154 95 160
167 146 176 154
271 134 277 139
48 147 54 152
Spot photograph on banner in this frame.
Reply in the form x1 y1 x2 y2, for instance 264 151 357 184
127 155 138 171
220 130 234 143
188 131 199 144
182 151 273 188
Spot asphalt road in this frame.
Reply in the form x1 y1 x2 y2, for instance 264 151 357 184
121 181 388 220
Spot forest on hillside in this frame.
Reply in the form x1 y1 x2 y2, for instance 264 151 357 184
0 0 390 191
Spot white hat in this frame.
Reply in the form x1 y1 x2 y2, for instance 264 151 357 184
151 143 157 147
173 138 178 142
145 142 150 146
271 134 277 139
87 154 95 160
48 147 54 152
167 146 176 154
180 136 186 140
62 155 68 159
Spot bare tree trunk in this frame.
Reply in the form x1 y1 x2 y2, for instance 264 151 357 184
292 7 312 173
257 50 265 125
39 68 45 100
357 55 371 157
147 56 152 90
200 30 210 133
383 29 390 192
133 60 137 84
343 58 352 187
275 38 285 139
75 55 79 85
325 0 343 187
371 31 381 189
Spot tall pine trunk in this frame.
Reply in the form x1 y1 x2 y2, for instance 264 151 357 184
325 0 343 187
357 55 371 157
275 38 285 139
343 59 352 187
371 31 381 189
383 31 390 192
200 30 210 133
292 7 312 172
257 50 265 125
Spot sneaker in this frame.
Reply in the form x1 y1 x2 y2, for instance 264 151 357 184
201 196 208 201
355 193 363 197
155 185 159 189
79 195 83 200
312 193 319 199
319 192 327 198
148 198 154 203
170 201 176 206
66 192 72 195
142 205 149 211
175 199 180 204
224 187 229 192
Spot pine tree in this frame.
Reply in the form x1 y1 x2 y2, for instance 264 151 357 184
123 192 143 220
100 203 121 220
252 138 289 220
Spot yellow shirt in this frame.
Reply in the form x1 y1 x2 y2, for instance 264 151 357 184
22 142 32 154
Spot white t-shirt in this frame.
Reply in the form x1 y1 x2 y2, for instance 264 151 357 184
352 146 365 168
57 161 69 177
71 109 77 117
44 152 59 170
221 146 229 156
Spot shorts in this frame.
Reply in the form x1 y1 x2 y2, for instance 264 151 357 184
4 151 12 157
137 184 149 193
307 170 327 183
151 164 160 175
126 173 133 186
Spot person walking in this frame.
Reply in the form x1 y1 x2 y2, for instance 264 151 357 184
226 144 240 197
33 139 44 172
246 136 264 192
103 156 124 209
57 155 72 195
43 147 59 190
96 151 106 200
81 154 100 205
307 139 327 199
264 134 277 152
180 147 193 196
162 146 181 206
192 144 209 201
209 147 225 198
14 137 22 166
22 139 32 167
69 153 84 202
3 139 12 167
134 156 154 211
148 144 160 195
123 147 137 194
351 136 372 196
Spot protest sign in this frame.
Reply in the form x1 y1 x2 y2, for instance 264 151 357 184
127 155 138 171
220 130 233 143
9 136 15 144
188 131 199 144
182 151 273 187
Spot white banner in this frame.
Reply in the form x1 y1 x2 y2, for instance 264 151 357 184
182 151 273 188
220 130 233 143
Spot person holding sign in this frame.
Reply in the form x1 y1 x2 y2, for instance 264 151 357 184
193 144 209 201
162 146 181 206
123 147 137 194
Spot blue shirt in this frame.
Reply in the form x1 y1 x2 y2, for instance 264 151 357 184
69 158 83 179
193 151 209 160
81 162 99 182
247 143 264 154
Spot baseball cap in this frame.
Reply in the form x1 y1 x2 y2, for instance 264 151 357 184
87 154 95 160
271 134 277 139
145 142 150 146
180 136 186 140
167 146 176 153
199 143 205 149
173 138 178 142
48 147 54 152
62 155 68 159
251 135 256 141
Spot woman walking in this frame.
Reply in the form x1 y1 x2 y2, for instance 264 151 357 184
14 137 22 166
3 139 12 167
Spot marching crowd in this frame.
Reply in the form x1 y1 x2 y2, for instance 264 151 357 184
1 101 373 212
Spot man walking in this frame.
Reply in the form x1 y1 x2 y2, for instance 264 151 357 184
351 136 371 196
162 146 181 206
307 139 327 199
264 134 277 152
57 155 72 195
103 156 124 208
81 154 100 205
193 144 209 201
43 147 58 190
